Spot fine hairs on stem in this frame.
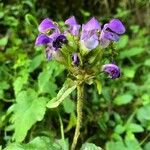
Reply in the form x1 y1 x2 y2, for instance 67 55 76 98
71 83 84 150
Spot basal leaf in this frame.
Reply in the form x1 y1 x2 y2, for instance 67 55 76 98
13 89 47 142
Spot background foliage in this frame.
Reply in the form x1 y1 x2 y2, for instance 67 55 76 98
0 0 150 149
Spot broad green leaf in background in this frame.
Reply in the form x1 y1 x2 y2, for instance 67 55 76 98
114 35 129 49
0 36 8 47
136 104 150 124
144 142 150 150
123 67 136 78
13 76 28 96
38 70 57 96
114 93 133 105
106 141 126 150
28 54 43 72
144 59 150 67
46 79 76 108
81 143 102 150
13 89 48 142
4 136 68 150
126 123 144 133
119 47 145 58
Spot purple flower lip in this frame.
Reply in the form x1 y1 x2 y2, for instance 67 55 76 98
35 34 52 45
102 63 120 79
52 35 68 50
81 17 101 50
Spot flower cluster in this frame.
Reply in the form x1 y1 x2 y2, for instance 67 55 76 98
35 16 125 79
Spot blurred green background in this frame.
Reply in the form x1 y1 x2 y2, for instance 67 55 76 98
0 0 150 149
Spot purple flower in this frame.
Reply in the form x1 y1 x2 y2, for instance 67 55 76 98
65 16 81 36
81 17 101 50
35 18 68 60
35 34 52 45
102 63 120 79
38 18 57 33
72 53 79 65
100 19 125 48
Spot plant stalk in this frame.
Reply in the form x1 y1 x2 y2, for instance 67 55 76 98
71 82 84 150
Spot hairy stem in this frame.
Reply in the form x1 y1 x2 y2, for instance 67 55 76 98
71 83 84 150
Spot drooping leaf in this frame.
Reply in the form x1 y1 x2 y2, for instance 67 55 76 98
46 79 76 108
13 89 47 142
95 79 102 94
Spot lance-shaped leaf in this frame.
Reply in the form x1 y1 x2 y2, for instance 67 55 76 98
46 79 76 108
13 89 48 142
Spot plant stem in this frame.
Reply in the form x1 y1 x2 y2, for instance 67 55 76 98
71 82 84 150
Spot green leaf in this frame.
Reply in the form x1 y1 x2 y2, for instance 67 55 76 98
114 35 129 49
144 59 150 67
114 94 133 105
0 36 8 47
0 81 9 90
106 141 126 150
114 124 125 134
123 67 136 78
136 104 150 123
126 123 144 133
25 14 38 26
63 99 75 114
95 79 102 94
13 76 28 96
38 70 57 95
4 136 68 150
46 79 76 108
65 112 76 132
81 143 102 150
119 47 145 58
28 54 43 72
144 142 150 150
13 89 47 142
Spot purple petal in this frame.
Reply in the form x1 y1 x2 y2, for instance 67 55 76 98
82 17 101 31
65 16 80 36
108 19 125 34
103 31 120 41
65 16 78 25
35 34 52 45
82 34 99 50
38 18 57 33
102 64 120 79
